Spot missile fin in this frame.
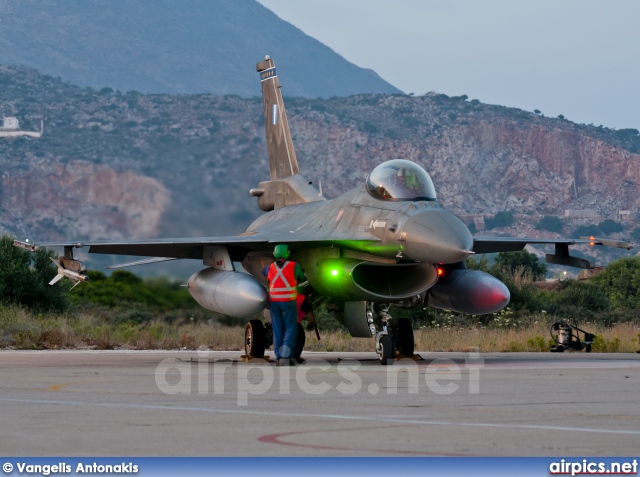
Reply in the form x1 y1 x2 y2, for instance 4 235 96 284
49 274 65 286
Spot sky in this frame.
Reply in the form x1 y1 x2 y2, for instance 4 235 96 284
257 0 640 131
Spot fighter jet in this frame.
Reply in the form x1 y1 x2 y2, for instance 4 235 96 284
14 56 632 364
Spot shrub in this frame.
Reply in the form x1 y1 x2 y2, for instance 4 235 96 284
494 250 547 281
535 216 564 233
572 224 602 239
591 256 640 309
0 235 68 312
553 280 610 314
485 211 514 230
597 219 623 236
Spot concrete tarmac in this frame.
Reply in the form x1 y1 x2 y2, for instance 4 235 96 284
0 350 639 456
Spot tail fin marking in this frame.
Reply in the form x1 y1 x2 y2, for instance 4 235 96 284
257 57 299 180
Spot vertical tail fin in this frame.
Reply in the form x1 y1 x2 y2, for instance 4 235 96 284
256 56 299 180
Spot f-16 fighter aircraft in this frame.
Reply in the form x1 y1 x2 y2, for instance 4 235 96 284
14 56 632 364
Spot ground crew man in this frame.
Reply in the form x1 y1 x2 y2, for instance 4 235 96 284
264 244 305 366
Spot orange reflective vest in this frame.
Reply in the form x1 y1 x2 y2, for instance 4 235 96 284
267 261 298 302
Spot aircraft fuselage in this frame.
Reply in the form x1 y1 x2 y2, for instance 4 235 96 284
243 185 473 303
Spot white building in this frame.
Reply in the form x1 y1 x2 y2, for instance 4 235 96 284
1 116 20 130
0 115 43 138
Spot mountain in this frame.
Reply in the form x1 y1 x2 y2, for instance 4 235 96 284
1 66 639 269
0 0 401 98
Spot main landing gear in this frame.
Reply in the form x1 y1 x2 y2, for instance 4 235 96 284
368 303 416 365
244 319 272 359
244 303 417 366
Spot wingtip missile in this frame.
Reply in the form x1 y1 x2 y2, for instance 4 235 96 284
49 257 89 289
580 236 633 250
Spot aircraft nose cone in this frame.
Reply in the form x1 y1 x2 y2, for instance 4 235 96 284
401 209 473 263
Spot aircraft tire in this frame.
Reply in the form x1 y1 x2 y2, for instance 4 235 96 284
378 334 395 365
245 320 266 358
395 318 414 357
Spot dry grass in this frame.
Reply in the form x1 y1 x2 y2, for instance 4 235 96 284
1 304 639 353
300 322 640 354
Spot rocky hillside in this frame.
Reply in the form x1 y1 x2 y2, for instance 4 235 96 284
0 0 401 97
1 65 639 265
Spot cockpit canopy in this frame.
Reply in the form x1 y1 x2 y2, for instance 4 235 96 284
365 159 437 201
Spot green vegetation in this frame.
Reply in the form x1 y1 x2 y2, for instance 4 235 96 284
72 270 197 311
0 236 68 312
597 219 623 236
484 211 514 230
572 224 602 238
494 250 547 281
535 215 563 233
591 256 640 310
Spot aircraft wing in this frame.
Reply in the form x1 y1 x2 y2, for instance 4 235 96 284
14 232 380 263
472 236 632 254
472 235 632 269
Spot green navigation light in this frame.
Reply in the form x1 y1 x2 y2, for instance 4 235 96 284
331 269 339 277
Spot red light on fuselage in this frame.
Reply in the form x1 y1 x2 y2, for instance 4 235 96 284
437 268 444 276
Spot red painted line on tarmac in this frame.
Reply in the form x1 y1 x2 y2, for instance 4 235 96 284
258 424 469 456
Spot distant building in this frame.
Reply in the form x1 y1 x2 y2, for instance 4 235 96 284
564 209 598 218
618 210 636 222
1 116 20 130
0 115 43 138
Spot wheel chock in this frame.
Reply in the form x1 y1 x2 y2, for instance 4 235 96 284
239 354 271 363
395 352 424 361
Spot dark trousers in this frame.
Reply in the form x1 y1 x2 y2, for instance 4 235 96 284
270 300 298 359
293 323 305 359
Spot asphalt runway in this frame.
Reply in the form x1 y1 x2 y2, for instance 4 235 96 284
0 350 639 456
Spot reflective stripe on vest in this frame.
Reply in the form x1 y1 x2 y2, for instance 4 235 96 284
268 261 297 301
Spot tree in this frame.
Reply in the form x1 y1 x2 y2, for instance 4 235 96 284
597 219 623 236
631 227 640 242
493 250 547 281
572 224 602 239
0 235 68 311
535 216 563 233
591 256 640 309
554 280 610 313
485 211 514 230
